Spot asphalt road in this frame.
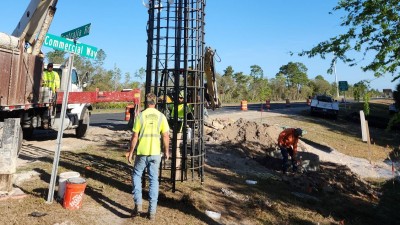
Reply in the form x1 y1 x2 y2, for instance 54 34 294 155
90 102 311 126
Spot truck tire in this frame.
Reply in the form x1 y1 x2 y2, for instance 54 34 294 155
76 110 90 138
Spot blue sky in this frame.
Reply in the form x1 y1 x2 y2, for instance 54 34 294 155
1 0 397 91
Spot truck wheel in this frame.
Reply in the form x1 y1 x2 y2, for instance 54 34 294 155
76 110 90 138
310 107 315 116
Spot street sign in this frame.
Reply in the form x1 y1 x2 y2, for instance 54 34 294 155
43 33 98 59
338 81 348 91
61 23 91 39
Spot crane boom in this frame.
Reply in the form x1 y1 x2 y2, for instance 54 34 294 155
12 0 58 55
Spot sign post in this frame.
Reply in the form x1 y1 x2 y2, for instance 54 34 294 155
339 81 348 110
47 53 75 204
46 27 96 203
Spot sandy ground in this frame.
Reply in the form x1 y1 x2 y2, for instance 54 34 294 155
4 108 398 225
208 109 395 180
16 108 395 183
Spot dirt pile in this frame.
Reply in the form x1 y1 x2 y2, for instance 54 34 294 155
205 118 279 157
205 118 378 199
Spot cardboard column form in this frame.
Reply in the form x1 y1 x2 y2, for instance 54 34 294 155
0 118 21 192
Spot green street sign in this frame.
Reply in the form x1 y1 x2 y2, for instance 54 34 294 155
61 23 91 39
43 33 97 59
338 81 348 91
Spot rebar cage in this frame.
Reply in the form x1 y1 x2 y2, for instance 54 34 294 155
144 0 206 191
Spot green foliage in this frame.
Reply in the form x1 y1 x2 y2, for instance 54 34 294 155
363 92 371 115
311 75 331 95
394 83 400 108
93 102 130 109
353 81 368 102
46 50 66 64
387 112 400 130
250 65 264 79
300 0 400 82
277 62 309 99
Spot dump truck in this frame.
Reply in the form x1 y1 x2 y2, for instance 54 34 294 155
0 0 141 192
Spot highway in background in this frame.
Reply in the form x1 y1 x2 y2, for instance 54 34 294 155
90 102 311 127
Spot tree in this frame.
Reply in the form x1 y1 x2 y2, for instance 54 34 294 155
134 67 146 80
312 75 332 95
46 50 66 64
300 0 400 82
277 62 309 99
270 73 287 100
250 65 264 79
112 64 122 91
223 66 234 77
123 72 131 89
232 72 250 100
353 81 368 102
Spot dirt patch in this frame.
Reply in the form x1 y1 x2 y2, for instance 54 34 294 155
1 109 400 225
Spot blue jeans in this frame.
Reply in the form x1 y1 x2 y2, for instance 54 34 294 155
280 146 297 172
132 155 161 215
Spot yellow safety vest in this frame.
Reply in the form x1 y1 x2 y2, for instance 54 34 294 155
43 70 60 92
133 108 169 155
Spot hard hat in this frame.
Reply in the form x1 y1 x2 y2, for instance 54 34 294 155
295 128 303 137
179 91 184 98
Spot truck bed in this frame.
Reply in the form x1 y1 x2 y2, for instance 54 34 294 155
0 39 43 109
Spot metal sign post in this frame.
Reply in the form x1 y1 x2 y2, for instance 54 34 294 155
47 53 74 203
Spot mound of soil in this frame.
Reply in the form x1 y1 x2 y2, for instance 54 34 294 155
206 118 378 199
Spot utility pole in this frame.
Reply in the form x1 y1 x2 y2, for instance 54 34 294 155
333 56 339 98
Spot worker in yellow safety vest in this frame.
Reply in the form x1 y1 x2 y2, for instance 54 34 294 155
171 91 193 132
41 63 61 129
42 63 60 93
126 92 170 221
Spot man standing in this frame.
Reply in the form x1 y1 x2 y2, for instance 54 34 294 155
42 63 60 93
277 128 303 173
42 63 60 129
127 93 170 221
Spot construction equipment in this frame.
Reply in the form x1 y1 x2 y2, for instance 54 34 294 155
204 46 222 110
0 0 140 141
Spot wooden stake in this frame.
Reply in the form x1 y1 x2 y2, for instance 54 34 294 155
366 121 372 164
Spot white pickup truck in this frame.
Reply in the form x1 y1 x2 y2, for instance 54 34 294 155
310 95 339 119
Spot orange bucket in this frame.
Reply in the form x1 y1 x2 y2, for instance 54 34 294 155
63 177 87 210
241 100 248 111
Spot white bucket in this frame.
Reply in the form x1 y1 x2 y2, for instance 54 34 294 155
58 171 80 200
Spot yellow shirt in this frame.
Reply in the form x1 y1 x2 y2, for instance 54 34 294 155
133 108 169 155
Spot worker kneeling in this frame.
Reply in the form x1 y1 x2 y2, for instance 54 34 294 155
277 128 303 173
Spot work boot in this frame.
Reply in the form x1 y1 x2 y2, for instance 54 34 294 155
131 204 142 217
42 120 49 129
148 213 156 221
